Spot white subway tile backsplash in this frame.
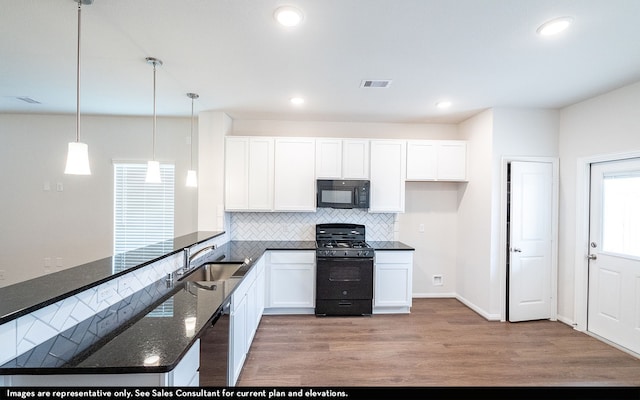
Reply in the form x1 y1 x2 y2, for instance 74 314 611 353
229 208 395 241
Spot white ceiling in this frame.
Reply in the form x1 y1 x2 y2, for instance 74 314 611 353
2 0 640 124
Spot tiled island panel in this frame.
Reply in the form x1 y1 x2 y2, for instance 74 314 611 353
0 251 184 366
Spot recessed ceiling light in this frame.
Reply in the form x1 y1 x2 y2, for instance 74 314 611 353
290 97 305 105
436 100 452 110
536 16 574 36
274 6 304 27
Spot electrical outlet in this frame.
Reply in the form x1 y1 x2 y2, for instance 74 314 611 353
433 275 443 286
419 224 425 233
44 257 52 267
0 270 5 281
55 257 63 268
56 182 64 192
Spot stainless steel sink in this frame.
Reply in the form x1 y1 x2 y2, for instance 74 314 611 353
179 262 243 282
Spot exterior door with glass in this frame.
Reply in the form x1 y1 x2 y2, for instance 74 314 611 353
588 158 640 355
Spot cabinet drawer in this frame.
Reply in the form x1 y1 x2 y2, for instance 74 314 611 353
269 251 315 264
375 251 413 264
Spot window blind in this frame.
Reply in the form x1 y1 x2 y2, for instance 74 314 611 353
113 162 175 274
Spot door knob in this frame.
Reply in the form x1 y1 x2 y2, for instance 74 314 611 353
587 254 597 260
511 248 522 253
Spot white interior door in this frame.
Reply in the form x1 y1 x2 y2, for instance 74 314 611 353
588 158 640 355
508 161 553 322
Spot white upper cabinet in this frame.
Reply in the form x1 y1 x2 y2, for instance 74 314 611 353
274 138 316 211
315 139 369 179
369 140 406 213
315 139 343 178
224 137 274 211
406 140 467 181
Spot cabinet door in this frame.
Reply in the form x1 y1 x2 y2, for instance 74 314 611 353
255 258 266 319
406 140 467 181
274 138 316 211
229 290 248 386
169 339 200 386
343 139 369 179
437 141 467 181
248 137 274 210
374 251 413 312
406 140 437 180
224 137 249 210
315 139 342 178
369 140 406 213
266 251 316 310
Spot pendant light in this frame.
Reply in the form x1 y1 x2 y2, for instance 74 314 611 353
145 57 163 183
185 93 199 188
64 0 93 175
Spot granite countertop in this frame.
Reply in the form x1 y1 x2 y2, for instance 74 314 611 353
0 240 316 375
368 241 415 251
0 239 411 375
0 231 226 324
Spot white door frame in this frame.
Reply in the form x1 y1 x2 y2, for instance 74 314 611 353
573 150 640 332
499 156 559 322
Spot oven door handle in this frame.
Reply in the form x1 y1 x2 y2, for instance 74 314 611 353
329 277 361 282
316 257 373 262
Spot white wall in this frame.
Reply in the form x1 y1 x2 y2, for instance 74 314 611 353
456 109 494 317
490 108 559 315
398 182 459 297
456 108 559 319
0 113 198 287
557 80 640 324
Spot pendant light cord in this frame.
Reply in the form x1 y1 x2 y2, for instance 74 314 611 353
190 96 194 169
76 0 82 143
152 62 157 161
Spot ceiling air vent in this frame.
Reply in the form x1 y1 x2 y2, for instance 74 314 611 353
360 79 392 88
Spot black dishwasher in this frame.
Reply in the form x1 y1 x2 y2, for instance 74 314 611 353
198 301 230 386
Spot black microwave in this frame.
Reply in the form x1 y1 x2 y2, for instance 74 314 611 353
316 179 370 209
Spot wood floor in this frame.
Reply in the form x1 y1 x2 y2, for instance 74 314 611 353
229 298 640 387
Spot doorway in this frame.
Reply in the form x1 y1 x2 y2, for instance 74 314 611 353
501 157 558 322
587 157 640 355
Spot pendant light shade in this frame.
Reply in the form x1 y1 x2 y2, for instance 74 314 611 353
186 169 198 187
145 57 163 183
65 142 91 175
145 160 162 183
64 0 92 175
186 92 199 188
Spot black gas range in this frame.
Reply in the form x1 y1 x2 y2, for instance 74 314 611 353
315 223 374 257
315 223 374 316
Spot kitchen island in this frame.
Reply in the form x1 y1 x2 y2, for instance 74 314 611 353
0 237 411 386
0 237 316 386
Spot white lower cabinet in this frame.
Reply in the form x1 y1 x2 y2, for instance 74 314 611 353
229 264 259 387
374 251 414 314
2 339 201 387
264 251 315 315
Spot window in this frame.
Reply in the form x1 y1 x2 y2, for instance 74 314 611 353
602 172 640 258
113 162 175 273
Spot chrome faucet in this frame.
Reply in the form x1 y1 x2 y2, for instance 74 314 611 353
182 245 216 272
